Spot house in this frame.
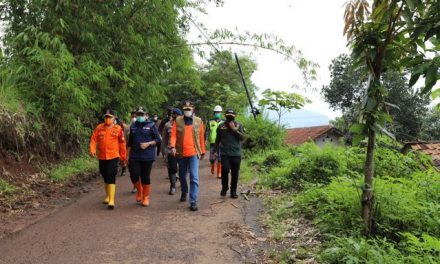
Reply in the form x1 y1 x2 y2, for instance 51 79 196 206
285 125 344 147
402 141 440 171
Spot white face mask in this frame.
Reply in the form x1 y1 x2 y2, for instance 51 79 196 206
184 110 193 117
131 117 136 123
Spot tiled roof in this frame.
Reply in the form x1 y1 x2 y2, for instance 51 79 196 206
403 141 440 170
285 125 342 145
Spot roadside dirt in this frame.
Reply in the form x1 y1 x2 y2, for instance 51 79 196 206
0 158 269 264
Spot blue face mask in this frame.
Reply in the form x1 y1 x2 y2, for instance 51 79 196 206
136 116 146 123
214 113 221 119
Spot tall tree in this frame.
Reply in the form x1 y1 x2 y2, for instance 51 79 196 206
322 54 430 141
344 0 439 236
197 50 258 119
0 0 199 153
420 108 440 140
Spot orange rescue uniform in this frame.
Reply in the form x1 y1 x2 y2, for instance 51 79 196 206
90 123 127 161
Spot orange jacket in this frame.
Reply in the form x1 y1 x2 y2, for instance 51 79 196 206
89 123 127 161
170 117 205 158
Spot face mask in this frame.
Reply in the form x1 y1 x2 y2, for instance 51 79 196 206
153 117 158 121
136 116 146 123
214 113 221 119
131 117 136 123
184 110 193 117
226 116 235 122
104 118 113 126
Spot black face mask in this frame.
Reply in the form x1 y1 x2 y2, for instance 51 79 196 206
226 116 235 122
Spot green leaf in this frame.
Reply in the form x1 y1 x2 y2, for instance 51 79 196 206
431 88 440 100
409 72 421 87
350 123 366 134
404 0 415 11
352 134 366 146
423 65 439 94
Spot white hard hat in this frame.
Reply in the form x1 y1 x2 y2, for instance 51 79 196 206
213 105 223 112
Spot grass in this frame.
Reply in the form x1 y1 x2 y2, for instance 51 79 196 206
47 154 97 182
0 179 17 196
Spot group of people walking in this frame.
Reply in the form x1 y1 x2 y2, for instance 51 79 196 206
89 100 246 211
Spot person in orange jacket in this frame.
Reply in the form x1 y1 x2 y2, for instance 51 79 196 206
89 109 127 209
169 100 206 211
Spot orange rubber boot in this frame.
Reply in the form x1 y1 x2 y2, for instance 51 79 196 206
211 163 215 175
141 184 151 207
217 163 222 179
135 181 142 203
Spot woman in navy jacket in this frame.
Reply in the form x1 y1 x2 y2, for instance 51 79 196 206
127 107 161 207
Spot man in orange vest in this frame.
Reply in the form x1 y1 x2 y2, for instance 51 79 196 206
89 109 127 209
169 100 206 211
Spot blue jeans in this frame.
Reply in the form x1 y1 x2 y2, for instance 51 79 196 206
178 155 199 205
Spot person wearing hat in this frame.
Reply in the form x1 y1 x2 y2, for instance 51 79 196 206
127 107 161 207
205 105 224 178
161 108 183 195
89 109 127 209
169 101 206 211
214 109 246 199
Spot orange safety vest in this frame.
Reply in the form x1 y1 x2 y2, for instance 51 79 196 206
170 116 205 158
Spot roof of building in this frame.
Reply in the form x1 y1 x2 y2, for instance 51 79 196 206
402 141 440 170
285 125 343 145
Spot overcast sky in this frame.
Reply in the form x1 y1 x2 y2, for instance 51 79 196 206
187 0 350 120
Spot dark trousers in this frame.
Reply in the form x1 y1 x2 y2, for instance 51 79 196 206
221 155 242 193
129 160 154 185
167 154 178 187
99 158 119 184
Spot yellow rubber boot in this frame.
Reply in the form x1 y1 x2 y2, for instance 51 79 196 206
103 184 110 204
217 164 222 179
141 184 151 207
135 181 142 203
108 184 116 209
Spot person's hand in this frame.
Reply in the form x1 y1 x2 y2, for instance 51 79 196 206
200 153 205 160
170 147 177 156
89 152 96 158
228 121 236 129
140 142 150 150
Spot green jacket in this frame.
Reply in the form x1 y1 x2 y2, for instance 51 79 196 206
214 121 246 156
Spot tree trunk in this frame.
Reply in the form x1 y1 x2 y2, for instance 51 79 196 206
362 129 375 236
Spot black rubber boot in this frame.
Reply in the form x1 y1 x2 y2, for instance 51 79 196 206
180 192 187 202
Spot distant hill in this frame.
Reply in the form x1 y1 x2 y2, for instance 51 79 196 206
267 109 330 128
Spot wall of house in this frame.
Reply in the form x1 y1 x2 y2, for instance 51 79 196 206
314 133 341 148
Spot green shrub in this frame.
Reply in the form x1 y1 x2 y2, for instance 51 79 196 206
0 179 17 196
294 177 363 235
238 114 285 152
294 170 440 239
320 234 440 264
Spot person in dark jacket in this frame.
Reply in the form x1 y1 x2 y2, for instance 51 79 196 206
214 109 246 199
127 107 161 207
161 108 183 195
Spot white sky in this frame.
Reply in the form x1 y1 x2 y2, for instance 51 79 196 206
187 0 350 120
